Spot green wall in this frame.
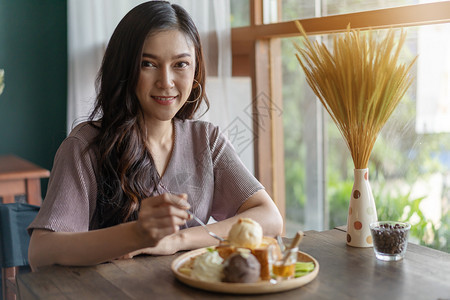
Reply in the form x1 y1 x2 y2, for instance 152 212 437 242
0 0 67 197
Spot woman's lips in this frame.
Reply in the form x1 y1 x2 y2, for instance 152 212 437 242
152 95 177 105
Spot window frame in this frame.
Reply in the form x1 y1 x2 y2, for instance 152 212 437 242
231 0 450 232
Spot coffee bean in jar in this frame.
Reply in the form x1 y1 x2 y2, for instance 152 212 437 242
369 221 411 261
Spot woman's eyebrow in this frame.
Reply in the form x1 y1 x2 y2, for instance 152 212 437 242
142 53 192 59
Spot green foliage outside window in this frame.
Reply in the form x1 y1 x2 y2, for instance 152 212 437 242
328 176 450 252
229 0 449 252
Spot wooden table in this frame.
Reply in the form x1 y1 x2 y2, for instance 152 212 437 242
16 228 450 299
0 155 50 205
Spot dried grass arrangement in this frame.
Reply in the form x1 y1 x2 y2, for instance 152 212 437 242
293 22 417 169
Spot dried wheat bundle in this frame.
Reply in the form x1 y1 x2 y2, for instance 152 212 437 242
293 22 417 169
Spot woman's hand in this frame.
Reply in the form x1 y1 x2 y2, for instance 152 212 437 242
114 233 181 259
135 193 190 248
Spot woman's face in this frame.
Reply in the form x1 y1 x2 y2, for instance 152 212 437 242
135 29 196 124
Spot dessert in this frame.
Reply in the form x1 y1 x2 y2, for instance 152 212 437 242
223 250 261 283
218 218 282 281
252 237 281 280
181 218 286 283
228 218 263 249
191 250 224 282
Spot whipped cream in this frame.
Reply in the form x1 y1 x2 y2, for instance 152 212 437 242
191 250 224 282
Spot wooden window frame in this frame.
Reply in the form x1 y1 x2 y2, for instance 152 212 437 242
231 0 450 230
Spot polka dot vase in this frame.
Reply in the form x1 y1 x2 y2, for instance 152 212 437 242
346 168 378 247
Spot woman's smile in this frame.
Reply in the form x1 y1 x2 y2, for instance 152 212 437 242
152 95 178 105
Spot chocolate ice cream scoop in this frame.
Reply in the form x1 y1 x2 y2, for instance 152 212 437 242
223 252 261 283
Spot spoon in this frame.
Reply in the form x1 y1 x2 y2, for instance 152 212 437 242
281 230 304 265
161 187 225 243
187 210 225 242
276 235 286 252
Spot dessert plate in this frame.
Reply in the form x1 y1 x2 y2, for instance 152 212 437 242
171 247 319 294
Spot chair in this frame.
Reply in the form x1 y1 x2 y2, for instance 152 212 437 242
0 203 39 300
0 155 49 206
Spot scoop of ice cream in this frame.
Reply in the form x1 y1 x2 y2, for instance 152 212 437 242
191 250 224 282
223 251 261 283
228 218 263 249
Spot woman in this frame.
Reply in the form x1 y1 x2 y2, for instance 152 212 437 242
28 1 283 270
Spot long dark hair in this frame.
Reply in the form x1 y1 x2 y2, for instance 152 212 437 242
88 1 208 228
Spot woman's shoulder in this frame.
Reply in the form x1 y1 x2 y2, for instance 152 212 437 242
175 118 219 135
175 119 226 152
53 121 100 164
67 121 100 145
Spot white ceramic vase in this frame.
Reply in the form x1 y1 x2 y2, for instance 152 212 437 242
346 168 378 247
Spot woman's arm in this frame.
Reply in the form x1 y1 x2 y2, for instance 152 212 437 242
131 189 283 256
28 193 190 270
29 222 144 269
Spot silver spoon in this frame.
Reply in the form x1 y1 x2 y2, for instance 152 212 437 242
276 235 286 252
186 210 225 242
160 185 225 243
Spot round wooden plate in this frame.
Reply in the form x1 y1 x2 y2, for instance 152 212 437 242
171 248 319 294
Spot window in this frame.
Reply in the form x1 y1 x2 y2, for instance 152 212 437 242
231 0 450 252
230 0 250 27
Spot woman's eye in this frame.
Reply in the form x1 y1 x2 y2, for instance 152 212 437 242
175 61 189 68
142 61 156 68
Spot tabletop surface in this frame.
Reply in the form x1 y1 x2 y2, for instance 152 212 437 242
0 155 50 180
17 228 450 300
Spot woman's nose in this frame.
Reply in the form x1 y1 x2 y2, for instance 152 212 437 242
156 67 175 89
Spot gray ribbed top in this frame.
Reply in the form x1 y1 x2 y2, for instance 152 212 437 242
29 118 263 233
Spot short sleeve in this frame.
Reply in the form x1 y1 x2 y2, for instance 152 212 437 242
209 125 264 221
28 127 98 233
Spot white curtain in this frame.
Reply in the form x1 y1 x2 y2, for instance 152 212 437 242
67 0 231 130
